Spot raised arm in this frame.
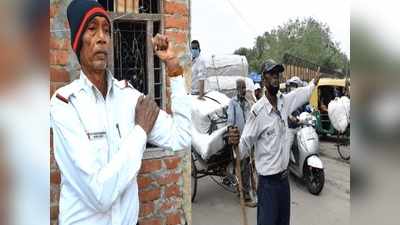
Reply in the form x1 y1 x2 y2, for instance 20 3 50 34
146 34 191 150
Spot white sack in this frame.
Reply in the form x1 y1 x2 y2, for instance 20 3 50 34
205 76 254 97
191 125 228 160
191 91 230 134
328 96 350 133
204 54 248 77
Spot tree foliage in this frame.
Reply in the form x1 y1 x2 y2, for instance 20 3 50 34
234 17 350 74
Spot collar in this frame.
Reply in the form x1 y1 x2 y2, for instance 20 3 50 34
78 70 114 100
262 91 284 114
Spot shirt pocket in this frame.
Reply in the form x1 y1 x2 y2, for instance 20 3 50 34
260 126 279 157
263 127 277 138
87 131 108 165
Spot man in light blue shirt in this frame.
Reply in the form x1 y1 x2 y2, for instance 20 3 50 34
227 78 253 204
228 59 319 225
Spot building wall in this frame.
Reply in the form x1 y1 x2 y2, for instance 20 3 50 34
50 0 191 224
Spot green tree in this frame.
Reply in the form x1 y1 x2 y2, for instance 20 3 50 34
234 17 350 74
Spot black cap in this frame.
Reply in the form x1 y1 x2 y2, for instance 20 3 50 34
261 59 285 74
67 0 110 55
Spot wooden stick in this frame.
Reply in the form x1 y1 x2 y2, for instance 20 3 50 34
233 145 249 225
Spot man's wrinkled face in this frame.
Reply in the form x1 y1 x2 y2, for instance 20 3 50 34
79 16 110 71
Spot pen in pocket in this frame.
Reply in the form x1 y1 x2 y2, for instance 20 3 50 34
116 123 121 138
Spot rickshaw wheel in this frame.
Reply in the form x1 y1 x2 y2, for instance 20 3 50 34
337 132 350 160
191 149 198 202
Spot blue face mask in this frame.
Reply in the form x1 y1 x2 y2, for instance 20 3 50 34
191 48 200 59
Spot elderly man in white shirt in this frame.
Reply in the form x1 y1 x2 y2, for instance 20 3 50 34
50 1 190 225
228 59 319 225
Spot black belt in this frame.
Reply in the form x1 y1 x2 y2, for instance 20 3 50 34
263 169 288 180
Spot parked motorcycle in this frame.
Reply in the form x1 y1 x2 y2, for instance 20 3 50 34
289 112 325 195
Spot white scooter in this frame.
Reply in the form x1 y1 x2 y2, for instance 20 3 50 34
289 112 325 195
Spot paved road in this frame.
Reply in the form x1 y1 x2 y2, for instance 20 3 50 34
192 141 350 225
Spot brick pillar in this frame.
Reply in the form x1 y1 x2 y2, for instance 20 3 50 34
163 0 191 114
138 153 187 225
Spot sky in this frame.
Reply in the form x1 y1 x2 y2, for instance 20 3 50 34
191 0 350 58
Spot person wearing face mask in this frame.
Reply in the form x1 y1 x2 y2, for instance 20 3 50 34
191 40 207 99
228 59 319 225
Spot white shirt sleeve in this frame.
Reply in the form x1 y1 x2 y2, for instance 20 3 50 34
285 80 316 114
197 57 207 81
51 97 147 213
147 76 191 151
227 99 235 127
239 110 260 159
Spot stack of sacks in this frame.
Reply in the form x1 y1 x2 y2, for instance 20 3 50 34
328 96 350 133
191 91 231 160
203 54 249 97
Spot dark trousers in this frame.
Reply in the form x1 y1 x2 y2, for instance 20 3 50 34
257 172 290 225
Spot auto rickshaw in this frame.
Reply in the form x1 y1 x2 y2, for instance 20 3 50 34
309 77 350 160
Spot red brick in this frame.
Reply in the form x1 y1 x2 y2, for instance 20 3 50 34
160 200 180 213
139 202 154 217
137 175 154 189
139 188 161 202
157 173 180 186
166 212 181 225
172 46 187 56
165 31 187 45
50 157 59 172
140 218 162 225
163 157 181 169
164 15 188 30
50 205 59 220
50 4 59 18
50 128 54 151
140 159 162 174
50 184 60 204
50 50 69 66
50 37 70 50
50 67 70 82
165 185 180 198
164 1 188 16
51 170 61 185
